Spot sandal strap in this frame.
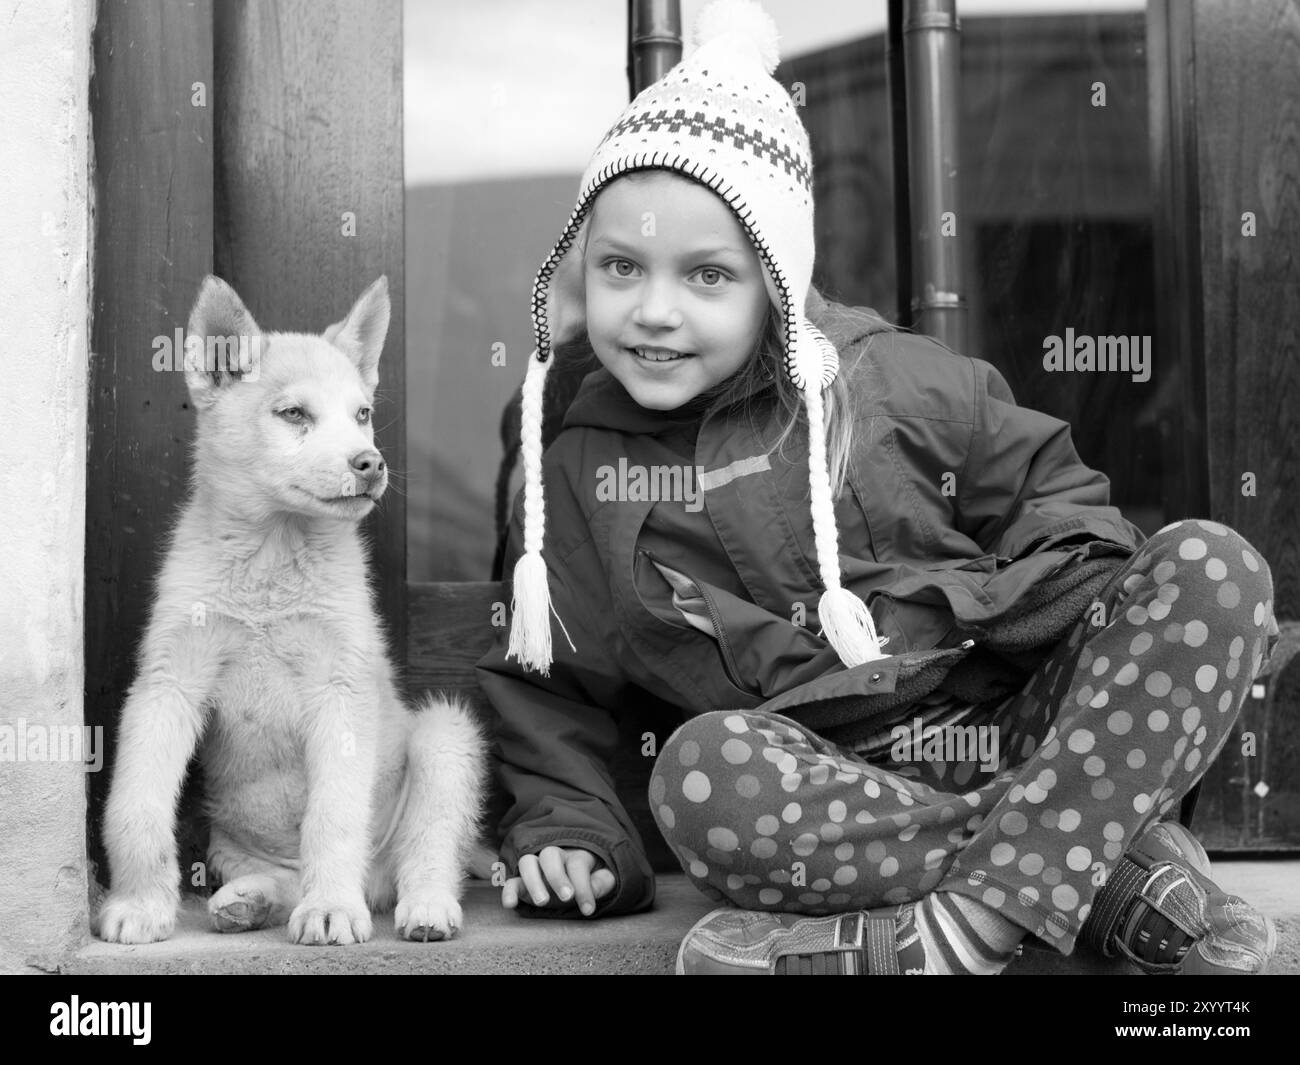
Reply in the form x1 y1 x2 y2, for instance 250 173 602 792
864 915 901 975
1118 866 1201 970
1084 854 1150 956
1087 851 1204 969
773 912 918 975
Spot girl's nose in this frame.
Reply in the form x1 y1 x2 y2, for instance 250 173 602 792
632 278 684 330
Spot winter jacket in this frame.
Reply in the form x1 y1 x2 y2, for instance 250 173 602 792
476 308 1148 918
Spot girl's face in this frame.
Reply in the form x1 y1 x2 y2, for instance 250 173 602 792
583 171 770 411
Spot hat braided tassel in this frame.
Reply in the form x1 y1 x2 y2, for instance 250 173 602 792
801 368 890 667
507 349 573 675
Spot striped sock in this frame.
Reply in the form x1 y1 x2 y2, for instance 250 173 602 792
912 891 1025 974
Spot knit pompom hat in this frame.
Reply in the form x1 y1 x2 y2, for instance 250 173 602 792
508 0 890 675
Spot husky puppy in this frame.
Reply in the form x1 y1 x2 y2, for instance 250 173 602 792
97 276 486 945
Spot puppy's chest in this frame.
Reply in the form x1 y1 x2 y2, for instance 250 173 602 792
208 616 339 735
213 553 342 623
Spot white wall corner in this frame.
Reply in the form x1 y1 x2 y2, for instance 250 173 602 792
0 0 96 970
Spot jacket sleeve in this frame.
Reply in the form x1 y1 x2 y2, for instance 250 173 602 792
475 456 656 920
957 359 1146 560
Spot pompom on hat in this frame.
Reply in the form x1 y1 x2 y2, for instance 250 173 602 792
507 0 890 675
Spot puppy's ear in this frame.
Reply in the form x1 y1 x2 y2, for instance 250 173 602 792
323 276 390 390
184 275 265 409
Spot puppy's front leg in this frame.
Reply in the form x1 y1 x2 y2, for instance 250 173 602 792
98 623 227 944
288 660 377 946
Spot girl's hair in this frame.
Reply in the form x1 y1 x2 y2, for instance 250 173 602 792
566 172 894 498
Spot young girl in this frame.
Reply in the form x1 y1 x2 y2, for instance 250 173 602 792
475 0 1279 975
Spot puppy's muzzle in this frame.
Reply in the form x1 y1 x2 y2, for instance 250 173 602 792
350 448 387 497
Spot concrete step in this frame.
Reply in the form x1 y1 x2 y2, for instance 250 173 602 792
61 862 1298 975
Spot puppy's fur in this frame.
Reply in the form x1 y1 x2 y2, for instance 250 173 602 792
97 276 487 945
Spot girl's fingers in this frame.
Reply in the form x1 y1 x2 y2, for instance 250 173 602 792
501 877 522 909
565 849 600 916
504 850 610 914
538 846 576 903
517 852 550 907
590 868 617 900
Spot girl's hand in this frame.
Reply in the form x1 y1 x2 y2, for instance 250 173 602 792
501 846 617 917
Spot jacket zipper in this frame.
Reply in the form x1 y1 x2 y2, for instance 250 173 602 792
696 577 757 696
637 548 759 696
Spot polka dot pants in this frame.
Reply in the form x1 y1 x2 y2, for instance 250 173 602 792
649 520 1278 955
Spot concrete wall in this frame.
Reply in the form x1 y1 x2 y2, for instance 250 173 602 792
0 0 93 971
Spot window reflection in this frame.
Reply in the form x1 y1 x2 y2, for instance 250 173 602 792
789 3 1163 537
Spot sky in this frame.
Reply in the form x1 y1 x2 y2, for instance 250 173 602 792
404 0 1145 185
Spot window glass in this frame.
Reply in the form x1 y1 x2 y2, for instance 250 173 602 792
793 1 1161 537
959 2 1162 535
404 0 625 581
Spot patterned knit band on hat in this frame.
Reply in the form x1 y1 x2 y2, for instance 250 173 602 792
507 0 891 675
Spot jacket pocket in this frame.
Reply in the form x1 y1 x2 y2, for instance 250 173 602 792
634 548 763 699
870 592 960 652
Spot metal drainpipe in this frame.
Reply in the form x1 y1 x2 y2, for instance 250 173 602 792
887 0 914 330
628 0 683 98
903 0 968 354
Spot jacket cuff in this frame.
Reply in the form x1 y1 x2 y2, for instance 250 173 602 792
504 830 656 920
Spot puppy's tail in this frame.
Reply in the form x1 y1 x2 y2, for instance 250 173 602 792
409 692 497 880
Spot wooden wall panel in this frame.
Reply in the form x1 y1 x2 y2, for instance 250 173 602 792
1177 0 1300 849
212 0 408 674
86 0 214 887
1195 0 1299 596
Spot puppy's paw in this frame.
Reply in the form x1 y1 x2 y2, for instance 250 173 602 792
395 891 463 942
96 892 177 944
287 895 372 946
209 880 274 933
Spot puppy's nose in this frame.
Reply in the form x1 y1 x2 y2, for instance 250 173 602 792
350 448 386 489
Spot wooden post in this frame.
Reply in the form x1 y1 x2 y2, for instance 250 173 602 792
86 0 215 884
212 0 408 676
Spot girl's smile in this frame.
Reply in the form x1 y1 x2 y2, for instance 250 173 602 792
583 171 770 411
631 346 692 362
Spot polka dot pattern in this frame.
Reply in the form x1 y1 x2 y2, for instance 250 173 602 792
644 521 1272 955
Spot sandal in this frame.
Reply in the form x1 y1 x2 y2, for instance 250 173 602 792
676 905 927 975
1083 820 1277 974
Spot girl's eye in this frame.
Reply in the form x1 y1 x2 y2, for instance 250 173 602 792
607 258 638 278
695 267 727 286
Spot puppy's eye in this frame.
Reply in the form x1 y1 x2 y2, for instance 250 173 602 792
278 407 305 421
357 407 372 425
